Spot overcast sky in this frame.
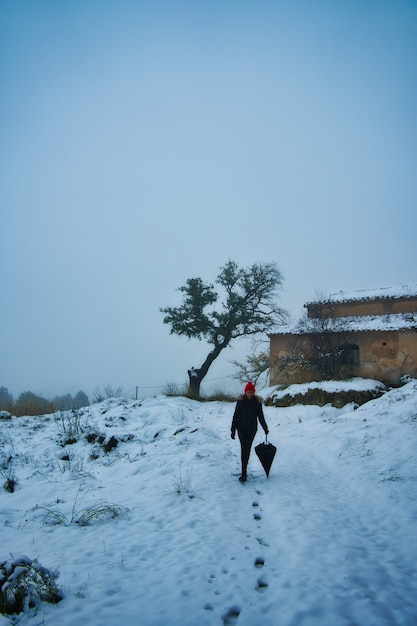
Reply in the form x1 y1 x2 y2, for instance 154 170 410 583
1 0 416 400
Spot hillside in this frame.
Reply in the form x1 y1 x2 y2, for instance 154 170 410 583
1 380 416 626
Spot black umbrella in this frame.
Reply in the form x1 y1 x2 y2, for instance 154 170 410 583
255 436 277 478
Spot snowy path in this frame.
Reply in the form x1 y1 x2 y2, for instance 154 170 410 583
229 403 417 626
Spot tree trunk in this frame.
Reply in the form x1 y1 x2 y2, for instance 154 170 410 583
187 368 202 399
187 342 226 398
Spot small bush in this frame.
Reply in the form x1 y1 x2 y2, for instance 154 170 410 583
3 477 16 493
0 451 16 493
164 382 187 397
75 502 129 526
0 556 62 615
21 501 128 527
173 465 192 495
54 409 88 444
204 390 237 402
103 435 119 453
85 432 105 444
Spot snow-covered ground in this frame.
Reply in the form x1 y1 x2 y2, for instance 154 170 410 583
263 376 386 402
1 379 416 626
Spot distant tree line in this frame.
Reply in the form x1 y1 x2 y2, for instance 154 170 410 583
0 386 89 417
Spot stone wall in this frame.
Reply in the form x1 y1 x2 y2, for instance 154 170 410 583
265 386 386 408
269 329 417 386
306 296 417 319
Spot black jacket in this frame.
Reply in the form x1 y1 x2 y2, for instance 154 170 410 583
231 395 269 437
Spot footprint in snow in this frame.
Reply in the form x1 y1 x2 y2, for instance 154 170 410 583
256 577 269 592
222 605 241 625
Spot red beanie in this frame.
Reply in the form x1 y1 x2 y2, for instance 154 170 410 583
244 381 256 393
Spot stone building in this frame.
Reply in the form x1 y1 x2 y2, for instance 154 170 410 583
269 283 417 386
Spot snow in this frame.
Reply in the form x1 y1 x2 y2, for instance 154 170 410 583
262 377 386 402
1 380 417 626
327 313 417 332
307 283 417 305
273 282 417 335
275 312 417 335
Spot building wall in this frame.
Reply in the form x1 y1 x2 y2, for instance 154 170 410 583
306 296 417 319
270 330 417 386
352 330 417 383
269 334 321 385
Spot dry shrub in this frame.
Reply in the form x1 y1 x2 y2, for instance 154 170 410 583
0 556 62 615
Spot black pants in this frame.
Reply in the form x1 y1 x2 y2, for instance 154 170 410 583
238 429 256 478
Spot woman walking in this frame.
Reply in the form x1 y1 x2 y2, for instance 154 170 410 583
231 381 269 482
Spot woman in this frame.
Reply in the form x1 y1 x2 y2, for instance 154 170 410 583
231 381 269 482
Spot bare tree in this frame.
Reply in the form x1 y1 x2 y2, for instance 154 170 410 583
92 385 123 403
231 339 271 386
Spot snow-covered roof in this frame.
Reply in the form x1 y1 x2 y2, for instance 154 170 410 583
272 312 417 335
307 283 417 305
